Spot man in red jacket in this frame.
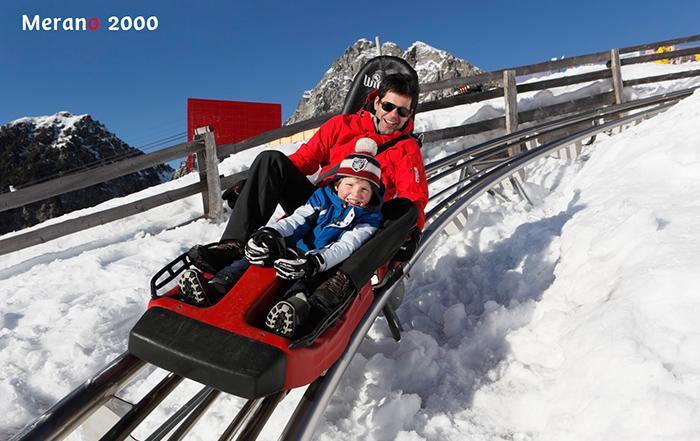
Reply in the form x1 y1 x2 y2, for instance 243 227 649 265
189 73 428 313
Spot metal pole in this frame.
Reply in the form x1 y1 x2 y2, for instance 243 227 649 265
11 353 146 441
99 373 184 441
217 399 262 441
166 389 221 441
144 386 215 441
236 391 286 441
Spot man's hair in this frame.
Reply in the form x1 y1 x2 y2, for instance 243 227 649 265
378 73 419 106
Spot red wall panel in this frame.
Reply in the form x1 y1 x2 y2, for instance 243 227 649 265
187 98 281 146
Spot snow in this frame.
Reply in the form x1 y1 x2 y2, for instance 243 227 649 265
8 111 86 130
417 62 700 134
7 111 87 150
3 62 700 440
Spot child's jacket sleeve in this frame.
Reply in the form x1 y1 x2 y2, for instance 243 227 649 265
268 189 324 240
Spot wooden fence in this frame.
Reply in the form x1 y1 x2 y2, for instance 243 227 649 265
2 33 700 255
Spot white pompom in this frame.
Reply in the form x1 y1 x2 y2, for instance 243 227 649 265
355 137 378 156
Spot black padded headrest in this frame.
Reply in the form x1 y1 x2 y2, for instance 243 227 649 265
341 56 419 116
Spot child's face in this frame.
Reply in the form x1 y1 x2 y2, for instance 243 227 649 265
336 177 373 207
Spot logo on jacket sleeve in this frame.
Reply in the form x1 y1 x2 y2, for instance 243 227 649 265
351 158 368 172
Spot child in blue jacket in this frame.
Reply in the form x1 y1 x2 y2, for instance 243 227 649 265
179 139 384 338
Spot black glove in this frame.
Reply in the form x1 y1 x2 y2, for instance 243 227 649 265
274 254 323 280
392 228 422 262
245 227 286 266
222 178 247 209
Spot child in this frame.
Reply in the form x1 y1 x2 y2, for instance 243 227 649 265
179 139 384 338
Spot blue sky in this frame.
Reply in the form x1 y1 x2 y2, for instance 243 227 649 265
1 0 699 152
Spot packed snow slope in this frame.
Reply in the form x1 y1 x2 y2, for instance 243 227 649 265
1 62 700 440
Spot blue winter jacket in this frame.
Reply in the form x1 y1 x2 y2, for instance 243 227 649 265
268 184 383 271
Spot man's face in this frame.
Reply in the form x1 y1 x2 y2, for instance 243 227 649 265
374 91 412 134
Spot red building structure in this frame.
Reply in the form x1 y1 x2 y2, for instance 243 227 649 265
186 98 282 171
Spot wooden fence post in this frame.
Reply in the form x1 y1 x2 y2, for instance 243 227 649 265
610 48 624 105
504 69 519 157
503 69 532 204
195 126 225 223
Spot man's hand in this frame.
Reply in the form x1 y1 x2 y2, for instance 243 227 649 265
392 227 423 262
274 254 322 280
245 227 285 266
221 178 247 209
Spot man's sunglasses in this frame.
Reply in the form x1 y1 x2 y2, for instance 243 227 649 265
379 100 411 118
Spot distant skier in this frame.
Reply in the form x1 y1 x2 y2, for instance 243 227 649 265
188 73 429 315
179 141 384 337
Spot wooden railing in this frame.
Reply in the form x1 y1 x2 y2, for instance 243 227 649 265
2 33 700 255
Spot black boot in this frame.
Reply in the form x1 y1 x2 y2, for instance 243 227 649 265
265 293 310 338
178 268 225 307
308 271 356 315
187 239 244 274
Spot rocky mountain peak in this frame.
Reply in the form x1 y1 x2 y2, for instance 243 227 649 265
286 38 482 124
0 112 171 234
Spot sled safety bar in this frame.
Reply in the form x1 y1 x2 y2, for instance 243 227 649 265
150 252 192 298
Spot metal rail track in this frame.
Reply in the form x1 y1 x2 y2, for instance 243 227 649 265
11 88 690 441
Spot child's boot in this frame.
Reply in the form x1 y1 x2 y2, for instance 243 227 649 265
265 292 310 338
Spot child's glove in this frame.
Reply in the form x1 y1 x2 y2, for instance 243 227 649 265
274 254 323 280
245 227 286 266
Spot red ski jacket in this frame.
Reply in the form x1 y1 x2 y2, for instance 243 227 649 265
289 109 429 229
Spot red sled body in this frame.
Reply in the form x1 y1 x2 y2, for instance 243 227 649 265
129 257 376 399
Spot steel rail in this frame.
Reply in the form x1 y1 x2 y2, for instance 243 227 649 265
235 391 287 441
165 388 222 441
424 94 681 215
217 399 263 441
144 386 216 441
414 100 676 272
423 87 694 176
99 372 184 441
278 97 680 441
10 352 146 441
